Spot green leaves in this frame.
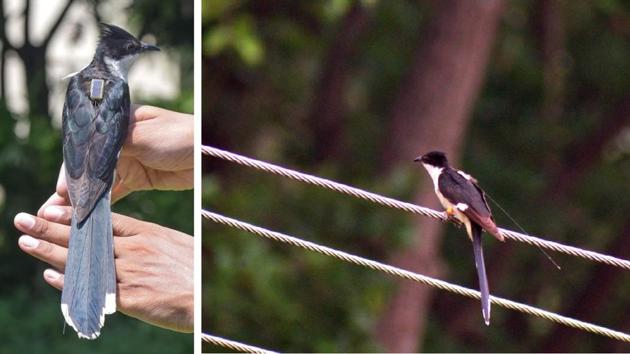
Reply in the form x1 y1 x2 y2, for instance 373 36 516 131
205 14 265 66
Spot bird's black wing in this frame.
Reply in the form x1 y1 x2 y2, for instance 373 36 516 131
62 75 130 222
438 168 500 239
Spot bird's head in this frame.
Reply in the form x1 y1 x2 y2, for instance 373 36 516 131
414 151 449 168
96 23 160 79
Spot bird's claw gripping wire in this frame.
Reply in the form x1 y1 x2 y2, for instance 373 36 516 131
442 207 464 229
443 207 459 225
201 145 630 272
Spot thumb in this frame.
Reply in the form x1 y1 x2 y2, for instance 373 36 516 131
111 212 153 237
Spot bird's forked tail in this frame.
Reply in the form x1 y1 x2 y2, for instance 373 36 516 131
61 194 116 339
472 223 491 325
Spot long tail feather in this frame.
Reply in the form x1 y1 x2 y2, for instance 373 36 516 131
472 223 491 325
61 193 116 339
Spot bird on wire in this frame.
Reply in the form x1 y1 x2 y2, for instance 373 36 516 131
415 151 504 325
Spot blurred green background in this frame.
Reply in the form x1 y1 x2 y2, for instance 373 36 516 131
203 0 630 352
0 0 193 352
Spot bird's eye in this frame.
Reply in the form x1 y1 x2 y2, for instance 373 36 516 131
126 43 137 51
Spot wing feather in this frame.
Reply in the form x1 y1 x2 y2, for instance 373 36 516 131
438 168 503 241
62 75 130 222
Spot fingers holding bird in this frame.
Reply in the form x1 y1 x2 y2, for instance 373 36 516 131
14 212 70 271
15 210 71 246
14 206 131 295
43 268 65 291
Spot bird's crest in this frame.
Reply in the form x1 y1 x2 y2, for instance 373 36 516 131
99 23 136 42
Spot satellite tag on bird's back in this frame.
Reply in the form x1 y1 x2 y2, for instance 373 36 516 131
89 79 105 100
61 23 161 339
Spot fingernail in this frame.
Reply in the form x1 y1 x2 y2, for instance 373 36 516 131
44 206 64 220
19 235 39 249
15 213 35 230
44 269 61 281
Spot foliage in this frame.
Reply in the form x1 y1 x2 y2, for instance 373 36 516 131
203 0 630 352
0 0 193 352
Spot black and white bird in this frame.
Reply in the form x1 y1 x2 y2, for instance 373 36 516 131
415 151 504 325
61 23 159 339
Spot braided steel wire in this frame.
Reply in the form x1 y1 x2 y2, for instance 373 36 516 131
201 333 277 354
202 145 630 271
203 209 630 343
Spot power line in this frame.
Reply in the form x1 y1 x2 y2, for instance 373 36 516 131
202 209 630 343
201 332 277 354
202 145 630 271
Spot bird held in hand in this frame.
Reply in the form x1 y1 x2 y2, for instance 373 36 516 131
61 23 159 339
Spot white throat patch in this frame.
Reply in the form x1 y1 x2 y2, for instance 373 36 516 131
422 163 453 212
422 163 443 188
104 55 138 81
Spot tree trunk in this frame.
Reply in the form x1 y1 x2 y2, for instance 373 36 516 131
0 44 5 102
309 3 370 162
536 0 566 173
438 93 630 341
538 220 630 352
544 95 630 200
0 1 8 100
375 1 504 351
5 0 74 121
18 45 50 119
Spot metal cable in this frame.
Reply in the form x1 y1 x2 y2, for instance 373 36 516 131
201 333 278 354
202 209 630 343
202 145 630 271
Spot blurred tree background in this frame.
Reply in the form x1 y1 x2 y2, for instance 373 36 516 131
0 0 193 352
203 0 630 352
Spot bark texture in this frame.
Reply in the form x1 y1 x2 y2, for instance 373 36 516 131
439 93 630 341
309 3 370 162
1 0 75 120
375 1 504 351
538 220 630 352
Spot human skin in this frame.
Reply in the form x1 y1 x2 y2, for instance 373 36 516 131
39 104 194 214
17 105 194 333
15 206 194 333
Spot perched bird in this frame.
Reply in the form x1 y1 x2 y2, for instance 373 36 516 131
61 23 159 339
415 151 504 325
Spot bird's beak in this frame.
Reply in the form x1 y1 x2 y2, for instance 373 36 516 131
413 156 422 162
141 42 160 52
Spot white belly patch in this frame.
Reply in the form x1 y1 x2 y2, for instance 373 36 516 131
455 203 469 211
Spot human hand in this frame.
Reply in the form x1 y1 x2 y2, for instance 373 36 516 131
14 206 193 333
39 105 193 215
116 105 194 197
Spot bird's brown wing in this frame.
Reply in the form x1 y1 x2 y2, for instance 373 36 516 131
467 177 503 241
439 168 504 241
